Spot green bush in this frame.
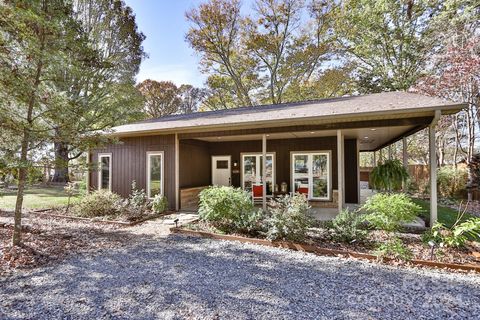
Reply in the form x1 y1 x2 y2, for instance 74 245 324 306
265 194 312 241
234 209 265 235
423 218 480 248
374 237 413 261
129 180 148 208
437 166 467 199
152 194 168 214
198 186 256 228
74 190 122 217
329 209 368 243
362 193 420 231
370 159 409 192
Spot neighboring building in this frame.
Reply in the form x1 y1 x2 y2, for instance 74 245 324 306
87 92 465 223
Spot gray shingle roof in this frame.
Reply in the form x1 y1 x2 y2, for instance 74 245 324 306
112 92 465 136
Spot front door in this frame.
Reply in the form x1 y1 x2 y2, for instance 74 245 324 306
211 156 231 186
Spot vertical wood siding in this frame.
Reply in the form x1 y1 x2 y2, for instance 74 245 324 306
179 139 211 188
89 134 176 210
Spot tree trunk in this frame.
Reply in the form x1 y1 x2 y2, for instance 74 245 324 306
12 131 29 246
52 140 70 183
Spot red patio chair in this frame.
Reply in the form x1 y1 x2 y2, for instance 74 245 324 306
297 186 309 196
252 184 263 204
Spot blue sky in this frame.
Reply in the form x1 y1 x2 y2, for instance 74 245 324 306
124 0 207 87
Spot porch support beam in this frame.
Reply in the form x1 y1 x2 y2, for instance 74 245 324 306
373 151 377 167
337 130 344 213
175 133 180 211
402 136 408 191
429 110 441 226
86 150 90 194
262 134 267 211
388 145 392 160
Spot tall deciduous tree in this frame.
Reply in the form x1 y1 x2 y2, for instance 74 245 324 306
137 80 206 117
50 0 146 183
137 80 182 118
186 0 335 109
331 0 444 92
0 0 96 245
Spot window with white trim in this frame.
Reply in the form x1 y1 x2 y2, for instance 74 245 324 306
241 153 275 196
291 152 330 200
98 154 112 191
147 151 163 199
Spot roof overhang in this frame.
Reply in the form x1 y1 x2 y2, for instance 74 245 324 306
108 92 466 138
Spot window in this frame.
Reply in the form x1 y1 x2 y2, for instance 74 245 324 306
147 151 163 199
216 160 229 169
98 153 112 191
291 152 330 200
241 153 275 196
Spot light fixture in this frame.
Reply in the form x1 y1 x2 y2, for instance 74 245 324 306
364 136 369 139
266 134 270 137
217 137 222 139
370 128 376 131
310 131 315 134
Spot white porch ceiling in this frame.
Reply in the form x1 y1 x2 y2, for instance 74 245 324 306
196 125 417 151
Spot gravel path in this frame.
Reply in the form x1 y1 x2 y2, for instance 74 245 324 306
1 235 480 320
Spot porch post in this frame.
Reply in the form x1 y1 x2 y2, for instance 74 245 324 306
373 151 377 167
379 149 383 163
262 134 267 211
429 110 441 226
85 150 90 194
388 145 392 160
402 136 408 191
337 130 344 213
175 133 180 211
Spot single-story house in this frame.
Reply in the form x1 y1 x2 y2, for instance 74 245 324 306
87 92 465 224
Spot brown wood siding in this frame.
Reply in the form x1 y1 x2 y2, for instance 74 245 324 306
344 139 359 204
179 139 211 188
88 134 176 210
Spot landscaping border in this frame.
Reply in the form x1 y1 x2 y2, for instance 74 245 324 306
170 227 480 273
30 210 174 226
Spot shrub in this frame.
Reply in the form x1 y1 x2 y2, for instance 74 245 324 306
152 194 168 214
264 193 311 241
329 209 368 243
362 193 420 232
437 166 467 198
374 237 413 261
370 159 409 192
234 209 265 235
198 186 255 228
74 190 122 217
129 181 148 208
423 219 480 248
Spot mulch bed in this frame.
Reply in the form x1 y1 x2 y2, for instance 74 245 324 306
30 208 174 226
0 211 134 276
176 221 480 273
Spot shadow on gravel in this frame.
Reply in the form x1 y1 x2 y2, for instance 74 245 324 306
1 234 480 319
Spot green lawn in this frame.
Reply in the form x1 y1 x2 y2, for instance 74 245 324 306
0 186 81 210
412 198 476 228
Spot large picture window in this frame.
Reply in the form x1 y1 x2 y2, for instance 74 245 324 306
291 152 330 200
98 153 112 191
147 151 163 199
241 153 275 196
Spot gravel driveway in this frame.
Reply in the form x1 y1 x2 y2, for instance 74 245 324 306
1 235 480 319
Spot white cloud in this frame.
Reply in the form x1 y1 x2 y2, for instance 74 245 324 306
136 64 206 87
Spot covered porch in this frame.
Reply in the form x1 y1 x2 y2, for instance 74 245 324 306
176 119 432 220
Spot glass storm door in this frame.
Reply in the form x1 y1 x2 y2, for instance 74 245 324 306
242 153 274 196
292 152 330 200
